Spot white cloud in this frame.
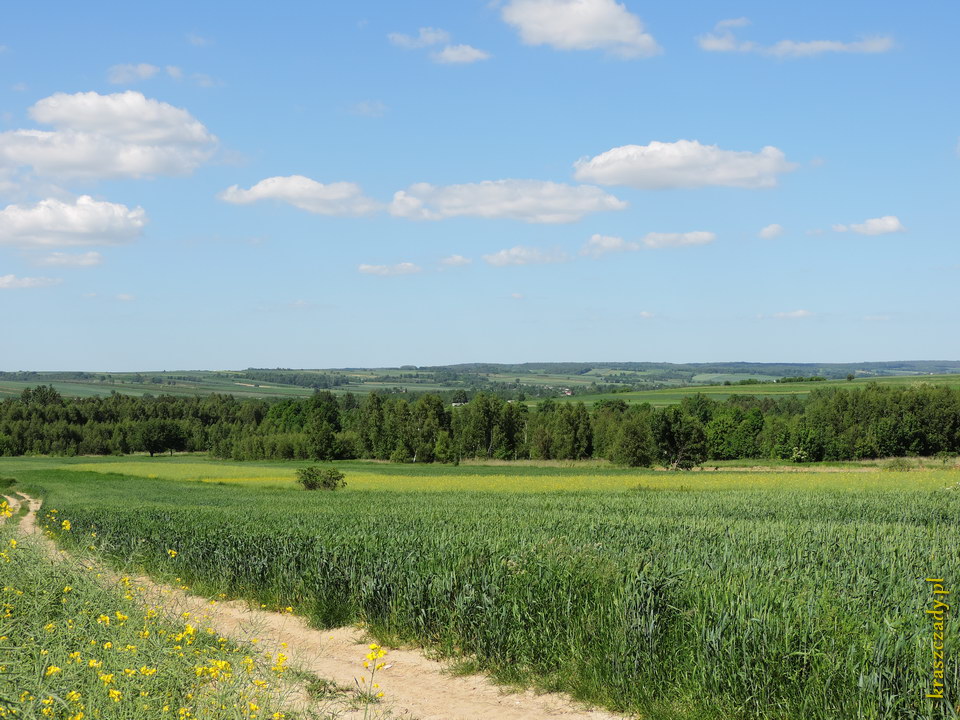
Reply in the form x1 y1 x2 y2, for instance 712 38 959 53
36 251 103 267
432 44 491 64
349 100 387 117
642 231 715 248
11 83 28 92
116 293 135 301
440 254 472 266
388 27 450 49
574 140 795 189
766 37 894 58
166 65 183 79
108 63 160 84
832 215 905 235
358 262 422 276
510 292 525 300
219 175 380 216
698 19 893 58
636 310 655 319
390 179 625 223
0 196 146 248
759 223 783 239
186 33 211 47
773 309 813 319
501 0 660 58
482 245 567 266
0 274 60 289
0 91 217 179
580 233 640 257
581 230 714 254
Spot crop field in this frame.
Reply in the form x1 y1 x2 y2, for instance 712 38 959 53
561 373 960 407
4 455 959 719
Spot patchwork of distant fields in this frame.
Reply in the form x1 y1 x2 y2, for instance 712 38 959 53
554 372 960 406
4 367 960 406
5 454 959 719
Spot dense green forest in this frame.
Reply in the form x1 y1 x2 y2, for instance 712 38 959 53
3 382 960 467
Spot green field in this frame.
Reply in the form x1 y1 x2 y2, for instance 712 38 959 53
559 373 960 407
5 455 959 719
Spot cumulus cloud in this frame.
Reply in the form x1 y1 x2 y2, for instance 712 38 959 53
759 223 783 239
390 179 625 223
502 0 660 58
219 175 380 216
0 274 60 289
440 254 473 266
574 140 796 189
698 19 893 58
832 215 905 235
388 27 451 48
0 91 218 179
432 44 491 64
108 63 160 84
482 245 567 266
35 251 103 267
580 233 640 257
0 196 146 248
773 309 813 319
358 262 422 276
642 231 715 248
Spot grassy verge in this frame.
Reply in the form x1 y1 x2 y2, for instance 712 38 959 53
0 512 303 720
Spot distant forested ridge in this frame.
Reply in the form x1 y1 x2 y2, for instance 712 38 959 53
3 382 960 467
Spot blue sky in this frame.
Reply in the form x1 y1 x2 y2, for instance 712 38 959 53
1 1 956 370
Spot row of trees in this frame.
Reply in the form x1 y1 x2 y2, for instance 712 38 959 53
2 383 960 466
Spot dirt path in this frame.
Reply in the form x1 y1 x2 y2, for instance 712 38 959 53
14 492 631 720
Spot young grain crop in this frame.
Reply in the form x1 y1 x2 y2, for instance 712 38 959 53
10 461 960 719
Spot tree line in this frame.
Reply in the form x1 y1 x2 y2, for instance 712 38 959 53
2 383 959 466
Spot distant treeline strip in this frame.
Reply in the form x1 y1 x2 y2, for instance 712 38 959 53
3 383 959 466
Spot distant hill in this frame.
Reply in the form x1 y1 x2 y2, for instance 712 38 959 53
1 361 958 401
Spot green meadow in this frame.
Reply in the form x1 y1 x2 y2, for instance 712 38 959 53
4 454 959 718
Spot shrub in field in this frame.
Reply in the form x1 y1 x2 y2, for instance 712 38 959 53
297 465 346 490
883 457 912 471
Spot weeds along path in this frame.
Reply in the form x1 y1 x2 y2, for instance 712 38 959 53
15 493 628 720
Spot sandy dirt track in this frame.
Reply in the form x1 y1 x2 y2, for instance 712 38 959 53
12 492 631 720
